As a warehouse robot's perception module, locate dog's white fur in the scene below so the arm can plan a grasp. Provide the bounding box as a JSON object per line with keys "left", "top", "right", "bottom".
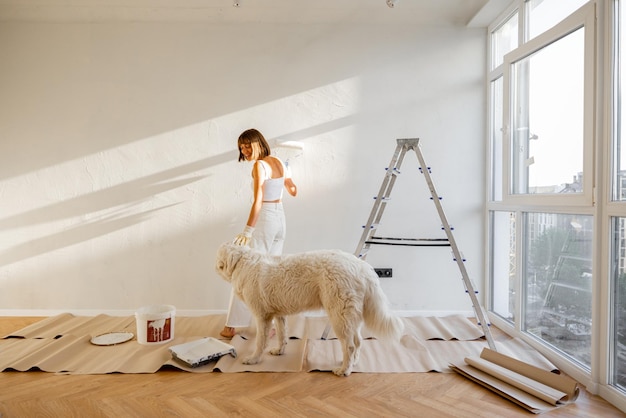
{"left": 215, "top": 242, "right": 404, "bottom": 376}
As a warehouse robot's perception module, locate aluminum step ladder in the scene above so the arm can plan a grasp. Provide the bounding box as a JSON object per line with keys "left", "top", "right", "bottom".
{"left": 321, "top": 138, "right": 496, "bottom": 350}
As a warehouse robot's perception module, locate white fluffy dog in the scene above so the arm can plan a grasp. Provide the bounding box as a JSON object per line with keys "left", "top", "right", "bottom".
{"left": 215, "top": 242, "right": 404, "bottom": 376}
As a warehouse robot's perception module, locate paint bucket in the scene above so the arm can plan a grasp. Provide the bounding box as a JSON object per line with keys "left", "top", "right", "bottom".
{"left": 135, "top": 305, "right": 176, "bottom": 345}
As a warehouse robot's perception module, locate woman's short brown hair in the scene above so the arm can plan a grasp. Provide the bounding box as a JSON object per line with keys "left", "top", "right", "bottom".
{"left": 237, "top": 129, "right": 271, "bottom": 162}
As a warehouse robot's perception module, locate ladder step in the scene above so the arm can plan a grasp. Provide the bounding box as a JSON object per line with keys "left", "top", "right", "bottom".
{"left": 370, "top": 237, "right": 449, "bottom": 242}
{"left": 366, "top": 237, "right": 450, "bottom": 247}
{"left": 461, "top": 279, "right": 479, "bottom": 293}
{"left": 476, "top": 305, "right": 492, "bottom": 327}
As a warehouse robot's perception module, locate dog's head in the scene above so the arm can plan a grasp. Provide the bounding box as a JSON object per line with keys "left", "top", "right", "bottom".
{"left": 215, "top": 242, "right": 247, "bottom": 282}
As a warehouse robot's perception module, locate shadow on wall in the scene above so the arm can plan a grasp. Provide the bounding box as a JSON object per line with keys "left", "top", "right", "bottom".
{"left": 0, "top": 153, "right": 235, "bottom": 231}
{"left": 0, "top": 220, "right": 232, "bottom": 310}
{"left": 0, "top": 150, "right": 247, "bottom": 266}
{"left": 0, "top": 204, "right": 179, "bottom": 267}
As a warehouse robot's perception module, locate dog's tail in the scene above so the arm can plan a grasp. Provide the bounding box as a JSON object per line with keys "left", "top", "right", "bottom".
{"left": 362, "top": 266, "right": 404, "bottom": 340}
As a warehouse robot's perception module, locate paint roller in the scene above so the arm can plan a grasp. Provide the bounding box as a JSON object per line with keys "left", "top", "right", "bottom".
{"left": 273, "top": 140, "right": 304, "bottom": 166}
{"left": 274, "top": 141, "right": 304, "bottom": 151}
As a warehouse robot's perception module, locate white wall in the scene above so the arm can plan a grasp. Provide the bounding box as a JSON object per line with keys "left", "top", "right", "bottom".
{"left": 0, "top": 20, "right": 486, "bottom": 316}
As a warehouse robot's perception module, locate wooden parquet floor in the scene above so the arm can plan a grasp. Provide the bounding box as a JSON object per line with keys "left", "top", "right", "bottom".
{"left": 1, "top": 317, "right": 624, "bottom": 418}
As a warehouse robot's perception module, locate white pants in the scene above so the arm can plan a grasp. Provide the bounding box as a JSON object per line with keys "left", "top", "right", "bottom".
{"left": 225, "top": 203, "right": 286, "bottom": 327}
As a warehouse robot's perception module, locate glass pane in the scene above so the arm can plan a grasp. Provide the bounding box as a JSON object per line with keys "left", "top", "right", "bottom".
{"left": 615, "top": 1, "right": 626, "bottom": 201}
{"left": 527, "top": 0, "right": 589, "bottom": 40}
{"left": 612, "top": 217, "right": 626, "bottom": 388}
{"left": 523, "top": 212, "right": 592, "bottom": 368}
{"left": 511, "top": 28, "right": 585, "bottom": 195}
{"left": 490, "top": 77, "right": 504, "bottom": 201}
{"left": 491, "top": 211, "right": 516, "bottom": 322}
{"left": 491, "top": 12, "right": 519, "bottom": 70}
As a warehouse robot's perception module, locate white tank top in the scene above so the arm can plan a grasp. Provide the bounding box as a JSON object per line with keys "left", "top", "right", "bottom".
{"left": 257, "top": 159, "right": 289, "bottom": 201}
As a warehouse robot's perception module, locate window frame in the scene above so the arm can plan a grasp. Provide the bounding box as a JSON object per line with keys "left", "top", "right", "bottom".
{"left": 501, "top": 3, "right": 596, "bottom": 208}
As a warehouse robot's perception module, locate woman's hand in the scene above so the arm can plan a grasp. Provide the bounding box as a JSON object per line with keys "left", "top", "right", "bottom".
{"left": 233, "top": 225, "right": 255, "bottom": 246}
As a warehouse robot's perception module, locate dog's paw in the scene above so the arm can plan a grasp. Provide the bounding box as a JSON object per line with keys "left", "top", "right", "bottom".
{"left": 242, "top": 356, "right": 261, "bottom": 365}
{"left": 332, "top": 367, "right": 352, "bottom": 377}
{"left": 269, "top": 347, "right": 285, "bottom": 356}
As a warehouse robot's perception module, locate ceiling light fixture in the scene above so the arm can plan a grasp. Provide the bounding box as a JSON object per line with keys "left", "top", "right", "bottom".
{"left": 233, "top": 0, "right": 240, "bottom": 7}
{"left": 386, "top": 0, "right": 398, "bottom": 8}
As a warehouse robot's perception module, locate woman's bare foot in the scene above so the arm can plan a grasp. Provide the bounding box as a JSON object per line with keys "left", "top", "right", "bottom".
{"left": 220, "top": 326, "right": 236, "bottom": 339}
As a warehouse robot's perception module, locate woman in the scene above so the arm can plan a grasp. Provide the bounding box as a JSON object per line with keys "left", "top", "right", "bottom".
{"left": 220, "top": 128, "right": 298, "bottom": 339}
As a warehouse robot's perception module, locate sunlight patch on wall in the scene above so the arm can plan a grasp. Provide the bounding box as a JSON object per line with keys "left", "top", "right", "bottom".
{"left": 0, "top": 77, "right": 360, "bottom": 281}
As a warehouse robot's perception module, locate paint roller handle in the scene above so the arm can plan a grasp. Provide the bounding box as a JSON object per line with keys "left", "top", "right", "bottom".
{"left": 233, "top": 225, "right": 255, "bottom": 246}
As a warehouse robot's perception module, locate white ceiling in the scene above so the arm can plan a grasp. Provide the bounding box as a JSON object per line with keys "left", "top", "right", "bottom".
{"left": 0, "top": 0, "right": 510, "bottom": 26}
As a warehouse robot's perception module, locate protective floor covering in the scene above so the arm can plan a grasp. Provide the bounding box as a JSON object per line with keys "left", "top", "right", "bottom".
{"left": 0, "top": 313, "right": 556, "bottom": 375}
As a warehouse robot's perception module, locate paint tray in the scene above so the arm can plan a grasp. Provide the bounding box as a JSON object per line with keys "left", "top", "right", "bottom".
{"left": 169, "top": 337, "right": 237, "bottom": 368}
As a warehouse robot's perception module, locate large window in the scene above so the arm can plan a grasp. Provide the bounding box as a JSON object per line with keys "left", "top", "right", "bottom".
{"left": 523, "top": 212, "right": 592, "bottom": 367}
{"left": 490, "top": 211, "right": 516, "bottom": 320}
{"left": 488, "top": 0, "right": 596, "bottom": 383}
{"left": 616, "top": 0, "right": 626, "bottom": 201}
{"left": 613, "top": 0, "right": 626, "bottom": 394}
{"left": 509, "top": 28, "right": 585, "bottom": 195}
{"left": 489, "top": 12, "right": 518, "bottom": 202}
{"left": 491, "top": 11, "right": 519, "bottom": 70}
{"left": 489, "top": 0, "right": 626, "bottom": 410}
{"left": 612, "top": 217, "right": 626, "bottom": 389}
{"left": 526, "top": 0, "right": 590, "bottom": 40}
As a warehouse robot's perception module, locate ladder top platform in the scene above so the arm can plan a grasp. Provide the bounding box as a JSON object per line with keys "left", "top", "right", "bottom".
{"left": 397, "top": 138, "right": 421, "bottom": 148}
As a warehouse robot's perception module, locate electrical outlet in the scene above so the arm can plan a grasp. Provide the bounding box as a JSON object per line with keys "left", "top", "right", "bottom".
{"left": 374, "top": 268, "right": 392, "bottom": 278}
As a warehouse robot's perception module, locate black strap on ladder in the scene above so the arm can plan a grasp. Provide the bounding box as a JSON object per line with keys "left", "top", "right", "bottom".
{"left": 321, "top": 138, "right": 496, "bottom": 351}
